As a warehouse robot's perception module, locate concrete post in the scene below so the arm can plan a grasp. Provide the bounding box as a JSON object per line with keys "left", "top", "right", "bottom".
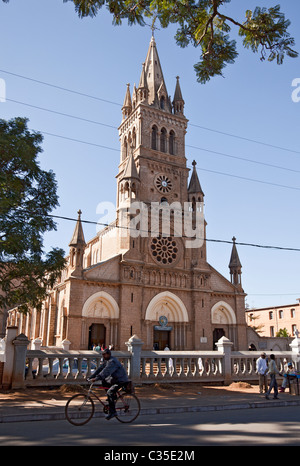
{"left": 2, "top": 326, "right": 18, "bottom": 389}
{"left": 289, "top": 336, "right": 300, "bottom": 371}
{"left": 125, "top": 334, "right": 144, "bottom": 382}
{"left": 12, "top": 333, "right": 30, "bottom": 389}
{"left": 216, "top": 336, "right": 233, "bottom": 385}
{"left": 62, "top": 339, "right": 71, "bottom": 351}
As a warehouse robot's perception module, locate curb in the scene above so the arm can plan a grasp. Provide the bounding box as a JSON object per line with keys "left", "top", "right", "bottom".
{"left": 1, "top": 398, "right": 300, "bottom": 423}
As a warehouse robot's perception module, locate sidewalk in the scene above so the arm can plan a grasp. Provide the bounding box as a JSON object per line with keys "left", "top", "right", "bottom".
{"left": 0, "top": 382, "right": 300, "bottom": 423}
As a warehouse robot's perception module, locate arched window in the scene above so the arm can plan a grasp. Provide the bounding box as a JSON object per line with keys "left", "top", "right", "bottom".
{"left": 151, "top": 125, "right": 158, "bottom": 150}
{"left": 160, "top": 96, "right": 165, "bottom": 110}
{"left": 169, "top": 130, "right": 175, "bottom": 155}
{"left": 132, "top": 128, "right": 136, "bottom": 148}
{"left": 123, "top": 136, "right": 128, "bottom": 160}
{"left": 160, "top": 128, "right": 167, "bottom": 153}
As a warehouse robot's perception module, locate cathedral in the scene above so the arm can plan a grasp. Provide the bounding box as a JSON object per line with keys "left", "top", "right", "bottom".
{"left": 8, "top": 37, "right": 248, "bottom": 351}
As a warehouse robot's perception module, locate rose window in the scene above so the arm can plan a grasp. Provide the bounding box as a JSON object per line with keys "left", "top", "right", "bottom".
{"left": 150, "top": 236, "right": 178, "bottom": 265}
{"left": 154, "top": 174, "right": 173, "bottom": 194}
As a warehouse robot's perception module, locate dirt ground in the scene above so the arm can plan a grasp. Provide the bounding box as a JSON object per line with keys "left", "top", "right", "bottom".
{"left": 0, "top": 381, "right": 259, "bottom": 403}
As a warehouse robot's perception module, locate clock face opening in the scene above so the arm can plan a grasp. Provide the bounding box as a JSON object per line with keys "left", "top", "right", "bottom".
{"left": 154, "top": 174, "right": 173, "bottom": 194}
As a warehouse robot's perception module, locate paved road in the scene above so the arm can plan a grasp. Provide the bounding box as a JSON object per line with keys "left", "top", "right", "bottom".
{"left": 0, "top": 406, "right": 299, "bottom": 448}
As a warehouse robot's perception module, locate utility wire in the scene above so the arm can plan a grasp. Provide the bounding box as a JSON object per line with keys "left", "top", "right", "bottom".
{"left": 25, "top": 210, "right": 300, "bottom": 253}
{"left": 2, "top": 68, "right": 300, "bottom": 156}
{"left": 6, "top": 98, "right": 118, "bottom": 130}
{"left": 32, "top": 129, "right": 300, "bottom": 192}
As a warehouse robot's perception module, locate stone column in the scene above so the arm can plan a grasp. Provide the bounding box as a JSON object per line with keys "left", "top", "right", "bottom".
{"left": 12, "top": 333, "right": 30, "bottom": 389}
{"left": 216, "top": 336, "right": 233, "bottom": 385}
{"left": 125, "top": 334, "right": 144, "bottom": 382}
{"left": 2, "top": 326, "right": 18, "bottom": 389}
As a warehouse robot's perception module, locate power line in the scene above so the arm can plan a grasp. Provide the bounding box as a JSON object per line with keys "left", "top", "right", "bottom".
{"left": 195, "top": 166, "right": 300, "bottom": 191}
{"left": 186, "top": 144, "right": 300, "bottom": 174}
{"left": 27, "top": 210, "right": 300, "bottom": 253}
{"left": 2, "top": 68, "right": 300, "bottom": 156}
{"left": 189, "top": 123, "right": 300, "bottom": 156}
{"left": 0, "top": 69, "right": 122, "bottom": 107}
{"left": 6, "top": 98, "right": 118, "bottom": 130}
{"left": 33, "top": 129, "right": 300, "bottom": 192}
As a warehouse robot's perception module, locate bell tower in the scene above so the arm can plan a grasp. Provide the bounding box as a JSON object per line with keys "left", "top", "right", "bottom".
{"left": 116, "top": 36, "right": 206, "bottom": 266}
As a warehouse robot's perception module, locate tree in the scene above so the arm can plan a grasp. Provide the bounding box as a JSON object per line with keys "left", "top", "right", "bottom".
{"left": 276, "top": 328, "right": 290, "bottom": 338}
{"left": 21, "top": 0, "right": 296, "bottom": 83}
{"left": 0, "top": 117, "right": 66, "bottom": 323}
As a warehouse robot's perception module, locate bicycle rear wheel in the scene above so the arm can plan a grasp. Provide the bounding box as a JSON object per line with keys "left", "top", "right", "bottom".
{"left": 115, "top": 393, "right": 140, "bottom": 423}
{"left": 65, "top": 393, "right": 95, "bottom": 426}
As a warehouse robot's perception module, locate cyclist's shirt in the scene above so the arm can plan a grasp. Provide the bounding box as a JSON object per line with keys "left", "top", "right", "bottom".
{"left": 91, "top": 356, "right": 128, "bottom": 384}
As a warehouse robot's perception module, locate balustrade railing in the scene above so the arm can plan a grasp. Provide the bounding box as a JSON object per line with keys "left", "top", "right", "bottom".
{"left": 25, "top": 351, "right": 131, "bottom": 386}
{"left": 140, "top": 351, "right": 224, "bottom": 382}
{"left": 2, "top": 330, "right": 299, "bottom": 389}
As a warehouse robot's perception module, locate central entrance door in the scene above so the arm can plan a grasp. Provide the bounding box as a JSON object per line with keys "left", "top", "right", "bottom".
{"left": 89, "top": 324, "right": 106, "bottom": 349}
{"left": 213, "top": 328, "right": 225, "bottom": 349}
{"left": 153, "top": 329, "right": 170, "bottom": 350}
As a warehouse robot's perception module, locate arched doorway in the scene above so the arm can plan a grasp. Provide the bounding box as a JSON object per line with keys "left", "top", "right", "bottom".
{"left": 82, "top": 291, "right": 119, "bottom": 349}
{"left": 89, "top": 323, "right": 106, "bottom": 349}
{"left": 145, "top": 291, "right": 189, "bottom": 350}
{"left": 211, "top": 301, "right": 237, "bottom": 349}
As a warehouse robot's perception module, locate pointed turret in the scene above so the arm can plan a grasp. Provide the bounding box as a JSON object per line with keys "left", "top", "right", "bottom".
{"left": 122, "top": 83, "right": 132, "bottom": 120}
{"left": 69, "top": 210, "right": 86, "bottom": 276}
{"left": 188, "top": 160, "right": 204, "bottom": 201}
{"left": 137, "top": 63, "right": 148, "bottom": 103}
{"left": 173, "top": 76, "right": 185, "bottom": 115}
{"left": 229, "top": 237, "right": 242, "bottom": 287}
{"left": 119, "top": 149, "right": 140, "bottom": 204}
{"left": 122, "top": 151, "right": 140, "bottom": 181}
{"left": 69, "top": 209, "right": 86, "bottom": 247}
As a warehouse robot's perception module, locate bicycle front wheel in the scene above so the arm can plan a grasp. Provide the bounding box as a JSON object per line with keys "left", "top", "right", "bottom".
{"left": 115, "top": 393, "right": 141, "bottom": 423}
{"left": 65, "top": 393, "right": 95, "bottom": 426}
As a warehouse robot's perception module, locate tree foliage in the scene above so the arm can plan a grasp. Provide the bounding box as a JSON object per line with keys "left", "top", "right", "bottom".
{"left": 0, "top": 117, "right": 66, "bottom": 315}
{"left": 2, "top": 1, "right": 297, "bottom": 82}
{"left": 276, "top": 328, "right": 290, "bottom": 338}
{"left": 57, "top": 0, "right": 298, "bottom": 83}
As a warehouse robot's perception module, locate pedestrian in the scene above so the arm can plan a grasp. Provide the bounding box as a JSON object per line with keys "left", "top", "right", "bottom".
{"left": 256, "top": 352, "right": 268, "bottom": 394}
{"left": 280, "top": 362, "right": 294, "bottom": 392}
{"left": 266, "top": 354, "right": 281, "bottom": 400}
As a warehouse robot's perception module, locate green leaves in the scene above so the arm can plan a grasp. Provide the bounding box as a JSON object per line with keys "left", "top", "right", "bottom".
{"left": 0, "top": 118, "right": 66, "bottom": 314}
{"left": 2, "top": 1, "right": 298, "bottom": 82}
{"left": 59, "top": 0, "right": 298, "bottom": 83}
{"left": 238, "top": 5, "right": 298, "bottom": 65}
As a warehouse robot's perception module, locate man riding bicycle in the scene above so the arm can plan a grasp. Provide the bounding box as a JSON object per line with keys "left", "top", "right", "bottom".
{"left": 89, "top": 348, "right": 128, "bottom": 420}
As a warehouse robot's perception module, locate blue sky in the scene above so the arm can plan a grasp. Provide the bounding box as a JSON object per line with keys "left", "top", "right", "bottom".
{"left": 1, "top": 0, "right": 300, "bottom": 310}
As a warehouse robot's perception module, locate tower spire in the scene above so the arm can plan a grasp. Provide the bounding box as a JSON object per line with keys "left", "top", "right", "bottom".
{"left": 122, "top": 83, "right": 132, "bottom": 120}
{"left": 188, "top": 160, "right": 204, "bottom": 199}
{"left": 229, "top": 236, "right": 242, "bottom": 287}
{"left": 69, "top": 210, "right": 86, "bottom": 277}
{"left": 173, "top": 76, "right": 185, "bottom": 115}
{"left": 69, "top": 209, "right": 85, "bottom": 247}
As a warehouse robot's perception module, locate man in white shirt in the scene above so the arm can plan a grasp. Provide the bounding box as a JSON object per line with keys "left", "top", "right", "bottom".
{"left": 256, "top": 352, "right": 268, "bottom": 394}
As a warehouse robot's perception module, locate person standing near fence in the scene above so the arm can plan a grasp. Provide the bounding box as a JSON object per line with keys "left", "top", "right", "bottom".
{"left": 265, "top": 354, "right": 281, "bottom": 400}
{"left": 256, "top": 352, "right": 268, "bottom": 394}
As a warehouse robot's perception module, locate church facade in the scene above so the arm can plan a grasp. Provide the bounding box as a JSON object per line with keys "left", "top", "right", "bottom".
{"left": 8, "top": 37, "right": 248, "bottom": 351}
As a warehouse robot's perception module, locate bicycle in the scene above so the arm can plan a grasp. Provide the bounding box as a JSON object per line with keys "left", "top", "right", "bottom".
{"left": 65, "top": 381, "right": 141, "bottom": 426}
